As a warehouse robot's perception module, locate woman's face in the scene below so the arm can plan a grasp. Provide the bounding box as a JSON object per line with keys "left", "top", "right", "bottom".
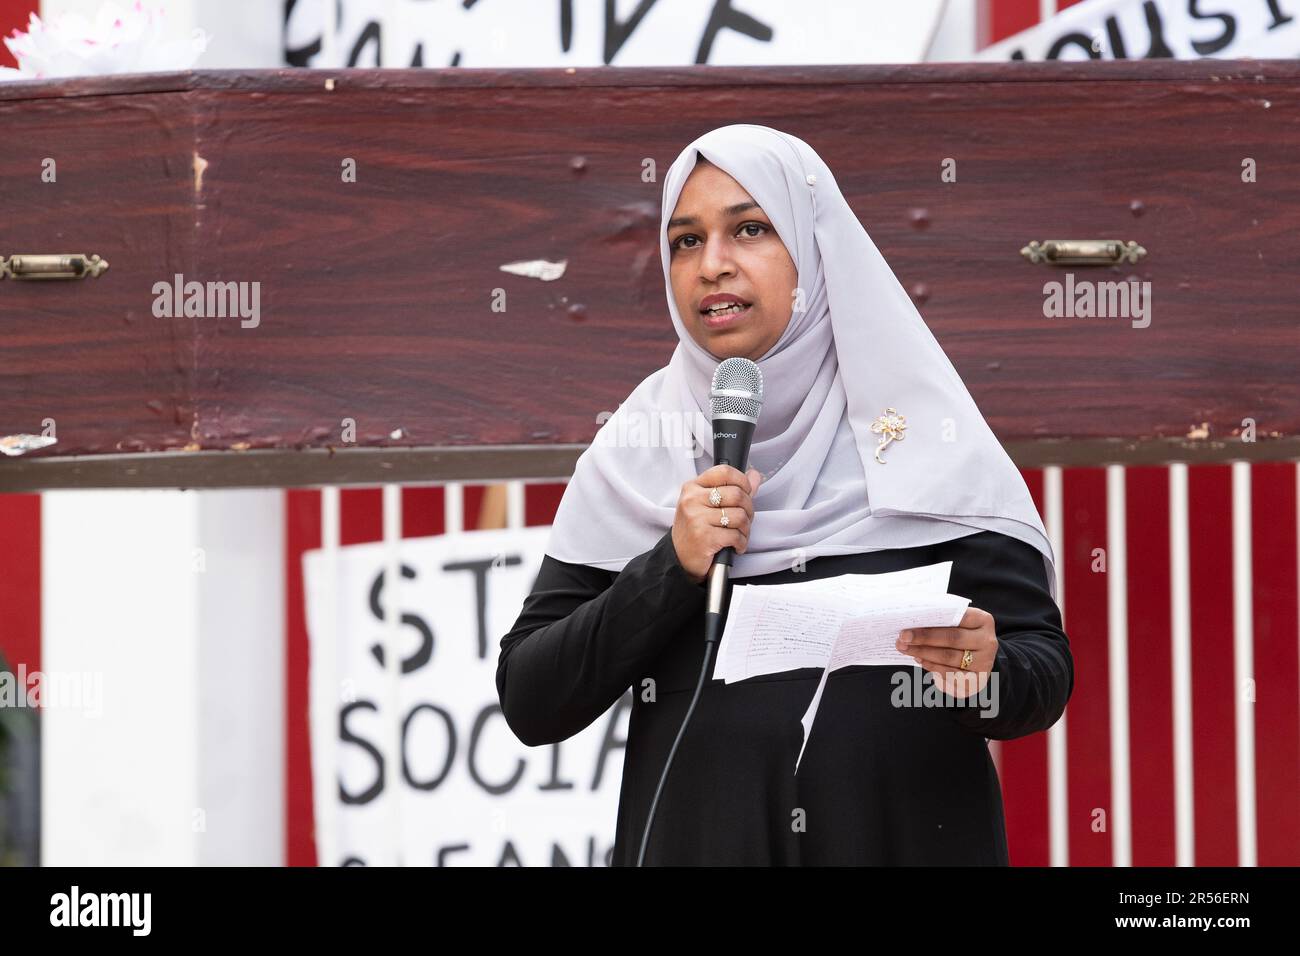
{"left": 667, "top": 159, "right": 797, "bottom": 362}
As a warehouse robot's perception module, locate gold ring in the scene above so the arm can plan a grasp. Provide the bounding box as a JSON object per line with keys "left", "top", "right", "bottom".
{"left": 719, "top": 509, "right": 729, "bottom": 528}
{"left": 709, "top": 487, "right": 722, "bottom": 507}
{"left": 959, "top": 649, "right": 974, "bottom": 670}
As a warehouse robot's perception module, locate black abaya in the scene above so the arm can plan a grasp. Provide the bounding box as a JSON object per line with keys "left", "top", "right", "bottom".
{"left": 496, "top": 528, "right": 1073, "bottom": 866}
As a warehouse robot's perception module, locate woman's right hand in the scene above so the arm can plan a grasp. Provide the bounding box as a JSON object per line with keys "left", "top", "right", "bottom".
{"left": 671, "top": 464, "right": 763, "bottom": 584}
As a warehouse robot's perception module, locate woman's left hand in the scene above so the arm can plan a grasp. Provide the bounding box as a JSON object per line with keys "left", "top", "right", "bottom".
{"left": 896, "top": 607, "right": 998, "bottom": 699}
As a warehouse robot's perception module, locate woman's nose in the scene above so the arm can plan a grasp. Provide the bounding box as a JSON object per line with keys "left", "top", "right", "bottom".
{"left": 699, "top": 238, "right": 735, "bottom": 281}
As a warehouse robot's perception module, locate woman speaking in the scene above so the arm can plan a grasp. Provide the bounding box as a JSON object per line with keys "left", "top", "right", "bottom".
{"left": 496, "top": 124, "right": 1073, "bottom": 866}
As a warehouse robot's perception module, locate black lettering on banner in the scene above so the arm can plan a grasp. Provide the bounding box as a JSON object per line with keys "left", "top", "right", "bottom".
{"left": 404, "top": 703, "right": 457, "bottom": 791}
{"left": 602, "top": 0, "right": 657, "bottom": 63}
{"left": 339, "top": 700, "right": 383, "bottom": 804}
{"left": 497, "top": 841, "right": 525, "bottom": 867}
{"left": 348, "top": 20, "right": 381, "bottom": 67}
{"left": 443, "top": 554, "right": 522, "bottom": 659}
{"left": 436, "top": 844, "right": 471, "bottom": 866}
{"left": 697, "top": 0, "right": 774, "bottom": 64}
{"left": 1046, "top": 32, "right": 1102, "bottom": 58}
{"left": 1266, "top": 0, "right": 1295, "bottom": 30}
{"left": 339, "top": 699, "right": 460, "bottom": 799}
{"left": 1187, "top": 0, "right": 1236, "bottom": 54}
{"left": 1007, "top": 0, "right": 1180, "bottom": 60}
{"left": 1111, "top": 1, "right": 1175, "bottom": 58}
{"left": 285, "top": 0, "right": 777, "bottom": 70}
{"left": 344, "top": 699, "right": 604, "bottom": 799}
{"left": 538, "top": 738, "right": 576, "bottom": 794}
{"left": 282, "top": 0, "right": 321, "bottom": 66}
{"left": 432, "top": 837, "right": 614, "bottom": 867}
{"left": 367, "top": 563, "right": 434, "bottom": 672}
{"left": 467, "top": 705, "right": 525, "bottom": 795}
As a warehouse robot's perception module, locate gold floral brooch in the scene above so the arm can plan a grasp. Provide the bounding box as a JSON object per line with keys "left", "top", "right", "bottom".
{"left": 870, "top": 407, "right": 907, "bottom": 464}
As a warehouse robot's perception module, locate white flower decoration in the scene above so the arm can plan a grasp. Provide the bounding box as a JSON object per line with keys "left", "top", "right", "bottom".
{"left": 0, "top": 2, "right": 209, "bottom": 81}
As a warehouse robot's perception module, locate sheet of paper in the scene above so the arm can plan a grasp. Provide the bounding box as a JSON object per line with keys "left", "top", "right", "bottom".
{"left": 714, "top": 587, "right": 862, "bottom": 684}
{"left": 794, "top": 593, "right": 971, "bottom": 773}
{"left": 713, "top": 561, "right": 954, "bottom": 684}
{"left": 777, "top": 560, "right": 953, "bottom": 601}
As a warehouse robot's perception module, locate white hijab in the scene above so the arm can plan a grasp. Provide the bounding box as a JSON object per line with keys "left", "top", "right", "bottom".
{"left": 545, "top": 124, "right": 1058, "bottom": 603}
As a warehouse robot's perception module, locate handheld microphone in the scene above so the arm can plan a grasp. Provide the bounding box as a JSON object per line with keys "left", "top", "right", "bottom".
{"left": 704, "top": 357, "right": 764, "bottom": 644}
{"left": 636, "top": 355, "right": 764, "bottom": 866}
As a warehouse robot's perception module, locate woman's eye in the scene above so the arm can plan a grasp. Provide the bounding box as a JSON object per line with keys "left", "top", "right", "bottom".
{"left": 670, "top": 224, "right": 765, "bottom": 251}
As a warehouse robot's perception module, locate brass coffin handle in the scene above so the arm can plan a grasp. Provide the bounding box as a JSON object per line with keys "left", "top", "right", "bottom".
{"left": 1020, "top": 240, "right": 1145, "bottom": 265}
{"left": 1, "top": 253, "right": 110, "bottom": 280}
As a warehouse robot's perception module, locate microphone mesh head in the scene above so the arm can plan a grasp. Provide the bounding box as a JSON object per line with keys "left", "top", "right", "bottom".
{"left": 710, "top": 357, "right": 764, "bottom": 423}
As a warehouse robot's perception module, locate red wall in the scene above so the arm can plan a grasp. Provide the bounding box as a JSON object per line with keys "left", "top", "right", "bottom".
{"left": 0, "top": 0, "right": 36, "bottom": 69}
{"left": 0, "top": 494, "right": 40, "bottom": 674}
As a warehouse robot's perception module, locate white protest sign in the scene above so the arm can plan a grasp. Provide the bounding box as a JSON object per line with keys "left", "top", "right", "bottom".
{"left": 287, "top": 0, "right": 946, "bottom": 68}
{"left": 978, "top": 0, "right": 1300, "bottom": 60}
{"left": 304, "top": 526, "right": 626, "bottom": 866}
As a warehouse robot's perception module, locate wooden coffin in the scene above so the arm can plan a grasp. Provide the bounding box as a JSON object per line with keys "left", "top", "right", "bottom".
{"left": 0, "top": 60, "right": 1296, "bottom": 490}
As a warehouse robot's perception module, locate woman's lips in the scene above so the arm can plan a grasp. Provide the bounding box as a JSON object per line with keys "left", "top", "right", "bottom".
{"left": 701, "top": 303, "right": 752, "bottom": 329}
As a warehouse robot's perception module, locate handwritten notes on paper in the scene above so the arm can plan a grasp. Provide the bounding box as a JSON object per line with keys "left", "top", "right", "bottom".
{"left": 713, "top": 561, "right": 971, "bottom": 773}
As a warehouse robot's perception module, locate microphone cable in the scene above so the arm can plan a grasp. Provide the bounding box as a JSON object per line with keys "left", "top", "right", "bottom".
{"left": 636, "top": 614, "right": 724, "bottom": 867}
